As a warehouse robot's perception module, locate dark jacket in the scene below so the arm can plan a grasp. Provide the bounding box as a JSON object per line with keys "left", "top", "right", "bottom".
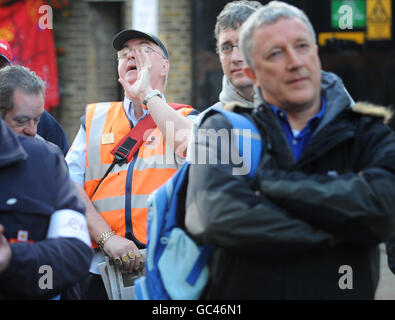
{"left": 386, "top": 237, "right": 395, "bottom": 275}
{"left": 0, "top": 119, "right": 92, "bottom": 299}
{"left": 185, "top": 71, "right": 395, "bottom": 299}
{"left": 37, "top": 110, "right": 69, "bottom": 156}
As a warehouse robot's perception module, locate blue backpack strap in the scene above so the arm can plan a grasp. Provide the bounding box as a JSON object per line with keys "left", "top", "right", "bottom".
{"left": 164, "top": 163, "right": 190, "bottom": 230}
{"left": 210, "top": 107, "right": 262, "bottom": 178}
{"left": 186, "top": 245, "right": 213, "bottom": 286}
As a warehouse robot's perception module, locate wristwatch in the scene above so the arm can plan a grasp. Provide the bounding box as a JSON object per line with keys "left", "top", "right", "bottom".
{"left": 142, "top": 89, "right": 162, "bottom": 106}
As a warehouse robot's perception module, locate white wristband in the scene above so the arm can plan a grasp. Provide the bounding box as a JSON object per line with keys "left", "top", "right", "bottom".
{"left": 46, "top": 209, "right": 91, "bottom": 247}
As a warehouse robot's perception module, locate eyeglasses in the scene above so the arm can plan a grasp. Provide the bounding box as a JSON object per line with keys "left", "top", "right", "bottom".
{"left": 219, "top": 43, "right": 239, "bottom": 56}
{"left": 117, "top": 45, "right": 164, "bottom": 60}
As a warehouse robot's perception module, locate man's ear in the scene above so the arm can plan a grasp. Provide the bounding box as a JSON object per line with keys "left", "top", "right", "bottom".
{"left": 161, "top": 59, "right": 170, "bottom": 76}
{"left": 244, "top": 66, "right": 257, "bottom": 85}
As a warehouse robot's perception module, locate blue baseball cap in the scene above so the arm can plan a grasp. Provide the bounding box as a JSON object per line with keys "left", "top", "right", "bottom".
{"left": 112, "top": 29, "right": 169, "bottom": 59}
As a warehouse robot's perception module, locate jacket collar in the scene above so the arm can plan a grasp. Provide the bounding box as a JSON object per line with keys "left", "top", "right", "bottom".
{"left": 0, "top": 119, "right": 28, "bottom": 168}
{"left": 219, "top": 75, "right": 255, "bottom": 109}
{"left": 315, "top": 71, "right": 354, "bottom": 133}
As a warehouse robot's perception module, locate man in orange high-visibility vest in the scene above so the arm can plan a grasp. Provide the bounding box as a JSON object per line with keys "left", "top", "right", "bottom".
{"left": 66, "top": 30, "right": 198, "bottom": 299}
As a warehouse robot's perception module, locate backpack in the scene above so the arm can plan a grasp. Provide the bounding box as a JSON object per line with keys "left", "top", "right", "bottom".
{"left": 134, "top": 107, "right": 262, "bottom": 300}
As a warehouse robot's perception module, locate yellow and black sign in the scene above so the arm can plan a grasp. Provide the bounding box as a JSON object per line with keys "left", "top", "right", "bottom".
{"left": 366, "top": 0, "right": 392, "bottom": 40}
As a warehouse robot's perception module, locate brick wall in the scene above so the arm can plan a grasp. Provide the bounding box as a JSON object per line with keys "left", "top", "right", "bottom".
{"left": 157, "top": 0, "right": 193, "bottom": 105}
{"left": 53, "top": 0, "right": 193, "bottom": 144}
{"left": 53, "top": 1, "right": 122, "bottom": 144}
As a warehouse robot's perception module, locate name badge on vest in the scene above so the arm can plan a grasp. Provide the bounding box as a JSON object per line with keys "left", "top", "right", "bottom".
{"left": 101, "top": 133, "right": 115, "bottom": 145}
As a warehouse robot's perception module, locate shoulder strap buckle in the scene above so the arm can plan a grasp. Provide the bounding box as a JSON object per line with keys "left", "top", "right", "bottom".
{"left": 114, "top": 142, "right": 134, "bottom": 165}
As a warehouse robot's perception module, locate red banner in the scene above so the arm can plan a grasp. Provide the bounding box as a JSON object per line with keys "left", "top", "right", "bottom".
{"left": 0, "top": 0, "right": 59, "bottom": 110}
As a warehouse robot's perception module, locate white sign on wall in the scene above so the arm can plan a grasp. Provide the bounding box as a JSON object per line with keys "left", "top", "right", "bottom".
{"left": 132, "top": 0, "right": 158, "bottom": 35}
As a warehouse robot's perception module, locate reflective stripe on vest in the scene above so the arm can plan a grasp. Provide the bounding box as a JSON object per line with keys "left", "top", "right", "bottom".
{"left": 84, "top": 101, "right": 194, "bottom": 245}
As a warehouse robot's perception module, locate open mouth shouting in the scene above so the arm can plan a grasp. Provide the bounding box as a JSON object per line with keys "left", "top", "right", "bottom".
{"left": 127, "top": 64, "right": 137, "bottom": 72}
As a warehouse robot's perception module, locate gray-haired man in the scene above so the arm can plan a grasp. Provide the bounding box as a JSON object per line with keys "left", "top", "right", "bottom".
{"left": 0, "top": 65, "right": 45, "bottom": 138}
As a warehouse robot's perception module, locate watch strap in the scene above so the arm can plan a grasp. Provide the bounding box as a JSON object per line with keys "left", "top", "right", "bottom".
{"left": 142, "top": 89, "right": 162, "bottom": 106}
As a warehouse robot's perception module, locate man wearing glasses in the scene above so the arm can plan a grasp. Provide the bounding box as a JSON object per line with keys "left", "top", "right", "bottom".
{"left": 211, "top": 1, "right": 263, "bottom": 110}
{"left": 66, "top": 30, "right": 197, "bottom": 299}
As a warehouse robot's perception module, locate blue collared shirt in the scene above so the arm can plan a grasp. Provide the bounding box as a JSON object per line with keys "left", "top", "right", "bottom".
{"left": 270, "top": 97, "right": 326, "bottom": 162}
